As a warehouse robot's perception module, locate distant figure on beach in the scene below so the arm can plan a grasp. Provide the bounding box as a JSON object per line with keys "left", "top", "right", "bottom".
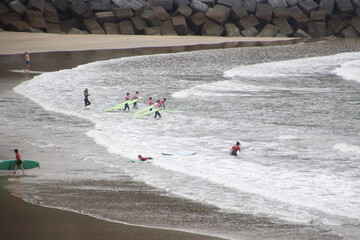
{"left": 230, "top": 142, "right": 241, "bottom": 156}
{"left": 159, "top": 98, "right": 166, "bottom": 109}
{"left": 24, "top": 52, "right": 30, "bottom": 72}
{"left": 84, "top": 88, "right": 91, "bottom": 107}
{"left": 124, "top": 92, "right": 130, "bottom": 111}
{"left": 138, "top": 155, "right": 153, "bottom": 161}
{"left": 154, "top": 100, "right": 161, "bottom": 119}
{"left": 132, "top": 91, "right": 139, "bottom": 109}
{"left": 13, "top": 149, "right": 25, "bottom": 175}
{"left": 148, "top": 97, "right": 153, "bottom": 111}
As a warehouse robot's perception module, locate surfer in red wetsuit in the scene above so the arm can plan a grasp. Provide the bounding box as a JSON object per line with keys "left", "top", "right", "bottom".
{"left": 230, "top": 142, "right": 241, "bottom": 156}
{"left": 159, "top": 98, "right": 166, "bottom": 109}
{"left": 124, "top": 93, "right": 130, "bottom": 111}
{"left": 132, "top": 91, "right": 139, "bottom": 109}
{"left": 14, "top": 149, "right": 25, "bottom": 175}
{"left": 138, "top": 155, "right": 153, "bottom": 161}
{"left": 154, "top": 100, "right": 161, "bottom": 118}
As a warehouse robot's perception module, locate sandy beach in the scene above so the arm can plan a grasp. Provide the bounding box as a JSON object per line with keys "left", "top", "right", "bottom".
{"left": 0, "top": 32, "right": 345, "bottom": 240}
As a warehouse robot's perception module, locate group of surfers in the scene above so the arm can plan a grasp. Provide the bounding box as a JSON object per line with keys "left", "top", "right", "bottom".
{"left": 122, "top": 91, "right": 166, "bottom": 118}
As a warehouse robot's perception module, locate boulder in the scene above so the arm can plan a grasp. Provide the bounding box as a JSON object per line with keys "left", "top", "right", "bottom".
{"left": 205, "top": 5, "right": 231, "bottom": 25}
{"left": 140, "top": 9, "right": 161, "bottom": 26}
{"left": 268, "top": 0, "right": 288, "bottom": 8}
{"left": 44, "top": 10, "right": 59, "bottom": 24}
{"left": 90, "top": 1, "right": 114, "bottom": 11}
{"left": 44, "top": 1, "right": 57, "bottom": 14}
{"left": 52, "top": 0, "right": 69, "bottom": 12}
{"left": 286, "top": 0, "right": 301, "bottom": 6}
{"left": 298, "top": 0, "right": 319, "bottom": 15}
{"left": 257, "top": 24, "right": 279, "bottom": 37}
{"left": 310, "top": 11, "right": 326, "bottom": 22}
{"left": 153, "top": 6, "right": 171, "bottom": 20}
{"left": 319, "top": 0, "right": 334, "bottom": 17}
{"left": 129, "top": 0, "right": 149, "bottom": 16}
{"left": 335, "top": 0, "right": 353, "bottom": 16}
{"left": 353, "top": 0, "right": 360, "bottom": 8}
{"left": 272, "top": 17, "right": 294, "bottom": 35}
{"left": 25, "top": 10, "right": 47, "bottom": 31}
{"left": 174, "top": 0, "right": 190, "bottom": 8}
{"left": 28, "top": 0, "right": 45, "bottom": 11}
{"left": 224, "top": 23, "right": 241, "bottom": 36}
{"left": 256, "top": 3, "right": 273, "bottom": 22}
{"left": 293, "top": 28, "right": 312, "bottom": 37}
{"left": 114, "top": 7, "right": 134, "bottom": 20}
{"left": 160, "top": 19, "right": 177, "bottom": 35}
{"left": 273, "top": 7, "right": 290, "bottom": 19}
{"left": 350, "top": 16, "right": 360, "bottom": 33}
{"left": 288, "top": 5, "right": 310, "bottom": 30}
{"left": 130, "top": 16, "right": 147, "bottom": 33}
{"left": 0, "top": 12, "right": 21, "bottom": 27}
{"left": 230, "top": 4, "right": 248, "bottom": 20}
{"left": 103, "top": 22, "right": 119, "bottom": 34}
{"left": 356, "top": 8, "right": 360, "bottom": 17}
{"left": 172, "top": 15, "right": 188, "bottom": 35}
{"left": 119, "top": 20, "right": 135, "bottom": 34}
{"left": 83, "top": 18, "right": 105, "bottom": 34}
{"left": 339, "top": 26, "right": 359, "bottom": 37}
{"left": 238, "top": 15, "right": 260, "bottom": 30}
{"left": 200, "top": 0, "right": 215, "bottom": 7}
{"left": 174, "top": 5, "right": 192, "bottom": 18}
{"left": 307, "top": 21, "right": 326, "bottom": 37}
{"left": 46, "top": 23, "right": 61, "bottom": 33}
{"left": 148, "top": 0, "right": 174, "bottom": 12}
{"left": 327, "top": 15, "right": 346, "bottom": 34}
{"left": 69, "top": 27, "right": 88, "bottom": 34}
{"left": 144, "top": 26, "right": 161, "bottom": 35}
{"left": 190, "top": 0, "right": 209, "bottom": 13}
{"left": 201, "top": 20, "right": 224, "bottom": 36}
{"left": 112, "top": 0, "right": 130, "bottom": 8}
{"left": 243, "top": 0, "right": 256, "bottom": 13}
{"left": 241, "top": 26, "right": 258, "bottom": 36}
{"left": 9, "top": 0, "right": 27, "bottom": 15}
{"left": 217, "top": 0, "right": 238, "bottom": 8}
{"left": 70, "top": 0, "right": 91, "bottom": 17}
{"left": 0, "top": 2, "right": 10, "bottom": 14}
{"left": 8, "top": 20, "right": 32, "bottom": 32}
{"left": 188, "top": 12, "right": 206, "bottom": 33}
{"left": 95, "top": 11, "right": 118, "bottom": 24}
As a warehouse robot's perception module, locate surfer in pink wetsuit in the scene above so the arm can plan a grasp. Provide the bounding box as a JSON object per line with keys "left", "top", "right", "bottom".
{"left": 138, "top": 155, "right": 153, "bottom": 161}
{"left": 148, "top": 97, "right": 154, "bottom": 111}
{"left": 159, "top": 98, "right": 166, "bottom": 109}
{"left": 13, "top": 149, "right": 25, "bottom": 175}
{"left": 154, "top": 100, "right": 161, "bottom": 118}
{"left": 124, "top": 93, "right": 130, "bottom": 111}
{"left": 132, "top": 91, "right": 139, "bottom": 109}
{"left": 230, "top": 142, "right": 241, "bottom": 156}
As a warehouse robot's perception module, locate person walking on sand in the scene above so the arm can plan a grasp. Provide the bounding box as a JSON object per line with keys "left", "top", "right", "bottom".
{"left": 230, "top": 142, "right": 241, "bottom": 156}
{"left": 124, "top": 93, "right": 130, "bottom": 111}
{"left": 154, "top": 100, "right": 162, "bottom": 119}
{"left": 132, "top": 91, "right": 139, "bottom": 109}
{"left": 24, "top": 52, "right": 30, "bottom": 72}
{"left": 138, "top": 155, "right": 153, "bottom": 161}
{"left": 84, "top": 88, "right": 91, "bottom": 107}
{"left": 13, "top": 149, "right": 25, "bottom": 175}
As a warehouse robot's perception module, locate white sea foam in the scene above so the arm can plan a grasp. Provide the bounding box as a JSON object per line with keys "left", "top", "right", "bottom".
{"left": 332, "top": 59, "right": 360, "bottom": 83}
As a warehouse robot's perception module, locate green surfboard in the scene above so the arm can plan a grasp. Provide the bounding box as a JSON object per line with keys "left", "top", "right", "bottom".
{"left": 0, "top": 160, "right": 40, "bottom": 170}
{"left": 133, "top": 104, "right": 155, "bottom": 116}
{"left": 132, "top": 108, "right": 159, "bottom": 119}
{"left": 106, "top": 97, "right": 142, "bottom": 112}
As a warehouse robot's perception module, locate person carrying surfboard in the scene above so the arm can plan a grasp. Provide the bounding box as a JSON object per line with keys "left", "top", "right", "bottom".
{"left": 132, "top": 91, "right": 139, "bottom": 109}
{"left": 148, "top": 97, "right": 154, "bottom": 111}
{"left": 159, "top": 98, "right": 166, "bottom": 109}
{"left": 138, "top": 155, "right": 153, "bottom": 161}
{"left": 124, "top": 93, "right": 130, "bottom": 111}
{"left": 84, "top": 88, "right": 91, "bottom": 107}
{"left": 230, "top": 142, "right": 241, "bottom": 156}
{"left": 154, "top": 100, "right": 162, "bottom": 118}
{"left": 13, "top": 149, "right": 25, "bottom": 175}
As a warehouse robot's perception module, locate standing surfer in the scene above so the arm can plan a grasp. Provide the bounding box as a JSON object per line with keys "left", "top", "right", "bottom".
{"left": 230, "top": 142, "right": 241, "bottom": 156}
{"left": 159, "top": 98, "right": 166, "bottom": 109}
{"left": 84, "top": 88, "right": 91, "bottom": 107}
{"left": 154, "top": 100, "right": 162, "bottom": 118}
{"left": 124, "top": 93, "right": 130, "bottom": 111}
{"left": 24, "top": 52, "right": 30, "bottom": 72}
{"left": 132, "top": 91, "right": 139, "bottom": 109}
{"left": 148, "top": 97, "right": 154, "bottom": 111}
{"left": 13, "top": 149, "right": 25, "bottom": 175}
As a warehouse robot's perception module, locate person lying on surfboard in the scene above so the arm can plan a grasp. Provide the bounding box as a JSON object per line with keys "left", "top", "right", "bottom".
{"left": 132, "top": 91, "right": 139, "bottom": 109}
{"left": 14, "top": 149, "right": 25, "bottom": 175}
{"left": 138, "top": 155, "right": 153, "bottom": 161}
{"left": 124, "top": 93, "right": 130, "bottom": 111}
{"left": 230, "top": 142, "right": 241, "bottom": 156}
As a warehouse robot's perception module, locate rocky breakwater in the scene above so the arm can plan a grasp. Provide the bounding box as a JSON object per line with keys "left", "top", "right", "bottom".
{"left": 1, "top": 0, "right": 360, "bottom": 38}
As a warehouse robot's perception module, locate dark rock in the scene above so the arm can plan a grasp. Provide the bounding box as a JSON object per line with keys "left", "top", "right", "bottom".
{"left": 28, "top": 0, "right": 45, "bottom": 11}
{"left": 52, "top": 0, "right": 69, "bottom": 12}
{"left": 25, "top": 10, "right": 47, "bottom": 30}
{"left": 160, "top": 19, "right": 177, "bottom": 35}
{"left": 288, "top": 5, "right": 310, "bottom": 30}
{"left": 293, "top": 28, "right": 312, "bottom": 37}
{"left": 44, "top": 1, "right": 57, "bottom": 13}
{"left": 353, "top": 0, "right": 360, "bottom": 8}
{"left": 70, "top": 0, "right": 91, "bottom": 16}
{"left": 257, "top": 23, "right": 279, "bottom": 37}
{"left": 59, "top": 17, "right": 83, "bottom": 32}
{"left": 174, "top": 0, "right": 190, "bottom": 8}
{"left": 231, "top": 3, "right": 248, "bottom": 20}
{"left": 112, "top": 0, "right": 130, "bottom": 8}
{"left": 224, "top": 22, "right": 241, "bottom": 36}
{"left": 69, "top": 27, "right": 88, "bottom": 34}
{"left": 95, "top": 11, "right": 118, "bottom": 24}
{"left": 140, "top": 9, "right": 161, "bottom": 26}
{"left": 201, "top": 20, "right": 224, "bottom": 36}
{"left": 298, "top": 0, "right": 319, "bottom": 15}
{"left": 90, "top": 1, "right": 114, "bottom": 11}
{"left": 44, "top": 10, "right": 59, "bottom": 23}
{"left": 272, "top": 17, "right": 294, "bottom": 35}
{"left": 83, "top": 17, "right": 105, "bottom": 34}
{"left": 129, "top": 0, "right": 149, "bottom": 16}
{"left": 256, "top": 3, "right": 273, "bottom": 22}
{"left": 153, "top": 6, "right": 171, "bottom": 20}
{"left": 310, "top": 11, "right": 325, "bottom": 22}
{"left": 103, "top": 22, "right": 119, "bottom": 34}
{"left": 190, "top": 0, "right": 209, "bottom": 13}
{"left": 174, "top": 5, "right": 192, "bottom": 18}
{"left": 205, "top": 4, "right": 231, "bottom": 25}
{"left": 350, "top": 16, "right": 360, "bottom": 33}
{"left": 238, "top": 15, "right": 260, "bottom": 30}
{"left": 114, "top": 7, "right": 134, "bottom": 20}
{"left": 200, "top": 0, "right": 215, "bottom": 7}
{"left": 308, "top": 21, "right": 326, "bottom": 37}
{"left": 241, "top": 26, "right": 258, "bottom": 36}
{"left": 356, "top": 8, "right": 360, "bottom": 17}
{"left": 144, "top": 26, "right": 161, "bottom": 34}
{"left": 8, "top": 21, "right": 33, "bottom": 32}
{"left": 148, "top": 0, "right": 174, "bottom": 12}
{"left": 327, "top": 15, "right": 346, "bottom": 34}
{"left": 188, "top": 12, "right": 206, "bottom": 33}
{"left": 286, "top": 0, "right": 300, "bottom": 6}
{"left": 319, "top": 0, "right": 334, "bottom": 17}
{"left": 243, "top": 0, "right": 256, "bottom": 13}
{"left": 268, "top": 0, "right": 288, "bottom": 8}
{"left": 130, "top": 16, "right": 147, "bottom": 33}
{"left": 335, "top": 0, "right": 353, "bottom": 16}
{"left": 9, "top": 0, "right": 27, "bottom": 15}
{"left": 0, "top": 2, "right": 10, "bottom": 15}
{"left": 217, "top": 0, "right": 238, "bottom": 8}
{"left": 172, "top": 15, "right": 188, "bottom": 35}
{"left": 46, "top": 22, "right": 61, "bottom": 33}
{"left": 339, "top": 26, "right": 359, "bottom": 37}
{"left": 0, "top": 12, "right": 21, "bottom": 27}
{"left": 119, "top": 20, "right": 135, "bottom": 34}
{"left": 273, "top": 7, "right": 290, "bottom": 19}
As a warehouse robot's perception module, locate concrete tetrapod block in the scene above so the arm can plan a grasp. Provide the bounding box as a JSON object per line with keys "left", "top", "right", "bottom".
{"left": 0, "top": 11, "right": 21, "bottom": 27}
{"left": 28, "top": 0, "right": 45, "bottom": 11}
{"left": 25, "top": 10, "right": 47, "bottom": 31}
{"left": 140, "top": 9, "right": 161, "bottom": 26}
{"left": 114, "top": 7, "right": 134, "bottom": 20}
{"left": 238, "top": 15, "right": 260, "bottom": 30}
{"left": 319, "top": 0, "right": 335, "bottom": 17}
{"left": 272, "top": 17, "right": 294, "bottom": 35}
{"left": 160, "top": 20, "right": 177, "bottom": 35}
{"left": 8, "top": 20, "right": 32, "bottom": 32}
{"left": 231, "top": 4, "right": 248, "bottom": 20}
{"left": 308, "top": 21, "right": 326, "bottom": 37}
{"left": 241, "top": 26, "right": 258, "bottom": 36}
{"left": 205, "top": 4, "right": 231, "bottom": 25}
{"left": 172, "top": 15, "right": 188, "bottom": 35}
{"left": 174, "top": 5, "right": 192, "bottom": 18}
{"left": 104, "top": 22, "right": 120, "bottom": 34}
{"left": 201, "top": 20, "right": 224, "bottom": 36}
{"left": 83, "top": 18, "right": 105, "bottom": 34}
{"left": 256, "top": 3, "right": 273, "bottom": 22}
{"left": 144, "top": 26, "right": 161, "bottom": 35}
{"left": 298, "top": 0, "right": 319, "bottom": 15}
{"left": 273, "top": 7, "right": 290, "bottom": 19}
{"left": 243, "top": 0, "right": 256, "bottom": 13}
{"left": 70, "top": 0, "right": 91, "bottom": 17}
{"left": 188, "top": 12, "right": 206, "bottom": 33}
{"left": 119, "top": 20, "right": 135, "bottom": 34}
{"left": 224, "top": 23, "right": 241, "bottom": 36}
{"left": 130, "top": 16, "right": 147, "bottom": 33}
{"left": 52, "top": 0, "right": 69, "bottom": 12}
{"left": 339, "top": 26, "right": 359, "bottom": 37}
{"left": 257, "top": 23, "right": 279, "bottom": 37}
{"left": 153, "top": 6, "right": 171, "bottom": 21}
{"left": 327, "top": 15, "right": 347, "bottom": 34}
{"left": 44, "top": 10, "right": 59, "bottom": 24}
{"left": 95, "top": 11, "right": 118, "bottom": 24}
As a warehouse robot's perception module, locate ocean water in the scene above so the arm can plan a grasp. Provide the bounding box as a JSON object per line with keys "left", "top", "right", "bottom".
{"left": 4, "top": 40, "right": 360, "bottom": 239}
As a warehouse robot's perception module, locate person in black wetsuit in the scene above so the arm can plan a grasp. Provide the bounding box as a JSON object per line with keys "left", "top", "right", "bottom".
{"left": 84, "top": 88, "right": 91, "bottom": 107}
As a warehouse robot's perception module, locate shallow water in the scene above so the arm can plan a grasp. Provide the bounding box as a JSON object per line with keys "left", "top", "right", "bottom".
{"left": 2, "top": 39, "right": 360, "bottom": 240}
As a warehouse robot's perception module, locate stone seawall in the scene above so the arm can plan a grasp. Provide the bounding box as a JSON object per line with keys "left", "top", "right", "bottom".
{"left": 1, "top": 0, "right": 360, "bottom": 38}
